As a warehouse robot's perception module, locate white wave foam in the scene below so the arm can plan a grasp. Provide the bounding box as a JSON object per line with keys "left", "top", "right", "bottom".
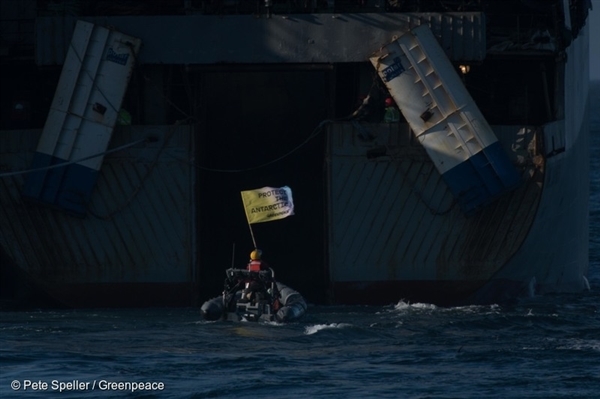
{"left": 304, "top": 323, "right": 352, "bottom": 335}
{"left": 391, "top": 300, "right": 500, "bottom": 315}
{"left": 393, "top": 300, "right": 437, "bottom": 311}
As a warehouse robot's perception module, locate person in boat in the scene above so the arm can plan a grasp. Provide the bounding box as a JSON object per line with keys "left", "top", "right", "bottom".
{"left": 202, "top": 249, "right": 304, "bottom": 321}
{"left": 247, "top": 249, "right": 270, "bottom": 272}
{"left": 241, "top": 249, "right": 280, "bottom": 308}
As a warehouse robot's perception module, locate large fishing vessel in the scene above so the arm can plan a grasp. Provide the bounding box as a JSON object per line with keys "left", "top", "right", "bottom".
{"left": 0, "top": 0, "right": 591, "bottom": 308}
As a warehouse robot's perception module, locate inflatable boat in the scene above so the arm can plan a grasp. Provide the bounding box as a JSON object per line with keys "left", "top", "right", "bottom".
{"left": 200, "top": 268, "right": 307, "bottom": 323}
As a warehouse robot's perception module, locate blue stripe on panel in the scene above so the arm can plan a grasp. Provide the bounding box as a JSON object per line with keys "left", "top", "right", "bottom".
{"left": 22, "top": 154, "right": 97, "bottom": 217}
{"left": 22, "top": 153, "right": 68, "bottom": 204}
{"left": 442, "top": 142, "right": 521, "bottom": 215}
{"left": 481, "top": 141, "right": 522, "bottom": 190}
{"left": 55, "top": 163, "right": 99, "bottom": 216}
{"left": 442, "top": 159, "right": 487, "bottom": 215}
{"left": 467, "top": 150, "right": 505, "bottom": 196}
{"left": 21, "top": 152, "right": 54, "bottom": 200}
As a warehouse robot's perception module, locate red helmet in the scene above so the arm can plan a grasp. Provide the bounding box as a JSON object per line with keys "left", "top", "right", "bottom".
{"left": 385, "top": 97, "right": 395, "bottom": 107}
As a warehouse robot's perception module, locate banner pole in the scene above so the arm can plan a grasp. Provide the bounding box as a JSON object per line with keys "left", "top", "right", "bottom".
{"left": 247, "top": 223, "right": 257, "bottom": 249}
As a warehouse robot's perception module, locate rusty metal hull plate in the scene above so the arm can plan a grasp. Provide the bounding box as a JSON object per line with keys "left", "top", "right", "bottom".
{"left": 0, "top": 126, "right": 195, "bottom": 307}
{"left": 326, "top": 122, "right": 542, "bottom": 302}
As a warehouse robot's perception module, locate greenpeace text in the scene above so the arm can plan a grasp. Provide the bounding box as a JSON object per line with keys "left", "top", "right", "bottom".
{"left": 11, "top": 379, "right": 165, "bottom": 393}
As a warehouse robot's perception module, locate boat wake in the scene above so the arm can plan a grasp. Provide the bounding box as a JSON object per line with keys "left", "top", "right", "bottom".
{"left": 304, "top": 323, "right": 353, "bottom": 335}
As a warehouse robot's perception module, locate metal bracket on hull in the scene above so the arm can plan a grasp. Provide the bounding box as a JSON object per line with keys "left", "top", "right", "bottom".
{"left": 22, "top": 20, "right": 141, "bottom": 216}
{"left": 370, "top": 25, "right": 521, "bottom": 215}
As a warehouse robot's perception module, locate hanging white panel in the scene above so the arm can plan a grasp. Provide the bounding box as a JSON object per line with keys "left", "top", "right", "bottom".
{"left": 370, "top": 25, "right": 520, "bottom": 215}
{"left": 22, "top": 20, "right": 141, "bottom": 216}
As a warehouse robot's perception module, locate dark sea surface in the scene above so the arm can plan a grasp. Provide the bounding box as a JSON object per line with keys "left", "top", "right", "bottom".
{"left": 1, "top": 82, "right": 600, "bottom": 398}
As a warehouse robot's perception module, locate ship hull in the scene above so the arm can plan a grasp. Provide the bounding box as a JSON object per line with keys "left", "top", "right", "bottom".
{"left": 0, "top": 3, "right": 591, "bottom": 308}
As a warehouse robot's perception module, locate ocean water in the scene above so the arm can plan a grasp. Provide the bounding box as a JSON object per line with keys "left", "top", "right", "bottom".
{"left": 1, "top": 83, "right": 599, "bottom": 399}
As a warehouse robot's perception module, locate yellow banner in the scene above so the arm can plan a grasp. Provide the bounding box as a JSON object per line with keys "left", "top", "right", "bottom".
{"left": 241, "top": 186, "right": 294, "bottom": 224}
